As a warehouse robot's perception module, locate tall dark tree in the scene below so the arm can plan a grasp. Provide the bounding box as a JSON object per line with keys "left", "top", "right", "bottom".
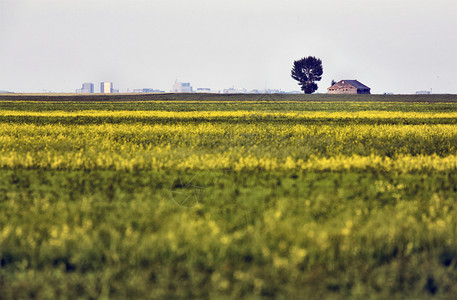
{"left": 291, "top": 56, "right": 323, "bottom": 94}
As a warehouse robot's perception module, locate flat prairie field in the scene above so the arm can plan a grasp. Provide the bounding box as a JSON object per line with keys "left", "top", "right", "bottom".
{"left": 1, "top": 94, "right": 457, "bottom": 299}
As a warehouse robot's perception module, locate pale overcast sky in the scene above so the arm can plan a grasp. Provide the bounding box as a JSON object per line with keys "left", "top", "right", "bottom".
{"left": 1, "top": 0, "right": 456, "bottom": 94}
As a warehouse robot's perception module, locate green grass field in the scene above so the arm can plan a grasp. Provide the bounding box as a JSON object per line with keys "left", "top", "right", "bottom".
{"left": 1, "top": 94, "right": 457, "bottom": 299}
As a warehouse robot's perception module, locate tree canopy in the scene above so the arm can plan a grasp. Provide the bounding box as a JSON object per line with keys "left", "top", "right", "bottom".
{"left": 291, "top": 56, "right": 323, "bottom": 94}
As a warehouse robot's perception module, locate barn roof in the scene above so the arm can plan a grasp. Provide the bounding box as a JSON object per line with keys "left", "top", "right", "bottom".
{"left": 340, "top": 80, "right": 370, "bottom": 90}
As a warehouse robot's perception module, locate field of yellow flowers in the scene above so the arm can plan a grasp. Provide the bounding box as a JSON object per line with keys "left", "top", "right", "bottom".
{"left": 1, "top": 97, "right": 457, "bottom": 299}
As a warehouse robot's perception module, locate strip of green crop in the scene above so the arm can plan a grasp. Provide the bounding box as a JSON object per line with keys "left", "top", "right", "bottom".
{"left": 1, "top": 99, "right": 457, "bottom": 112}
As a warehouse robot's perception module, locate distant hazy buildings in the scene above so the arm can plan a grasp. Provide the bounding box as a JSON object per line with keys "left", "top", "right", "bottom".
{"left": 76, "top": 82, "right": 94, "bottom": 93}
{"left": 328, "top": 80, "right": 371, "bottom": 94}
{"left": 172, "top": 81, "right": 193, "bottom": 93}
{"left": 220, "top": 87, "right": 285, "bottom": 94}
{"left": 132, "top": 88, "right": 165, "bottom": 93}
{"left": 255, "top": 89, "right": 284, "bottom": 94}
{"left": 416, "top": 90, "right": 431, "bottom": 95}
{"left": 223, "top": 87, "right": 247, "bottom": 94}
{"left": 196, "top": 88, "right": 212, "bottom": 93}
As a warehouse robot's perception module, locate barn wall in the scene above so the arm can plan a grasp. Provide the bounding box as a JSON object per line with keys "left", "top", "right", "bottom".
{"left": 328, "top": 81, "right": 371, "bottom": 94}
{"left": 328, "top": 89, "right": 358, "bottom": 94}
{"left": 328, "top": 83, "right": 358, "bottom": 94}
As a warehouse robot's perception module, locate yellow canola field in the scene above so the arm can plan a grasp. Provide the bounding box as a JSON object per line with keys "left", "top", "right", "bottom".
{"left": 1, "top": 112, "right": 457, "bottom": 172}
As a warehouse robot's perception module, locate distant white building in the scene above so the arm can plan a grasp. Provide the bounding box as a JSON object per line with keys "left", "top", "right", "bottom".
{"left": 100, "top": 82, "right": 117, "bottom": 93}
{"left": 76, "top": 82, "right": 94, "bottom": 93}
{"left": 172, "top": 81, "right": 193, "bottom": 93}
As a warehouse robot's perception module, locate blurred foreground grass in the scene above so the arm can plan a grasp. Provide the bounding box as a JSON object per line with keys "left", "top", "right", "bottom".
{"left": 2, "top": 170, "right": 457, "bottom": 299}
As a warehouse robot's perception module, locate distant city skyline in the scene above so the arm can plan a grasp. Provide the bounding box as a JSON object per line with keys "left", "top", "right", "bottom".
{"left": 1, "top": 78, "right": 441, "bottom": 95}
{"left": 72, "top": 80, "right": 300, "bottom": 94}
{"left": 1, "top": 0, "right": 456, "bottom": 94}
